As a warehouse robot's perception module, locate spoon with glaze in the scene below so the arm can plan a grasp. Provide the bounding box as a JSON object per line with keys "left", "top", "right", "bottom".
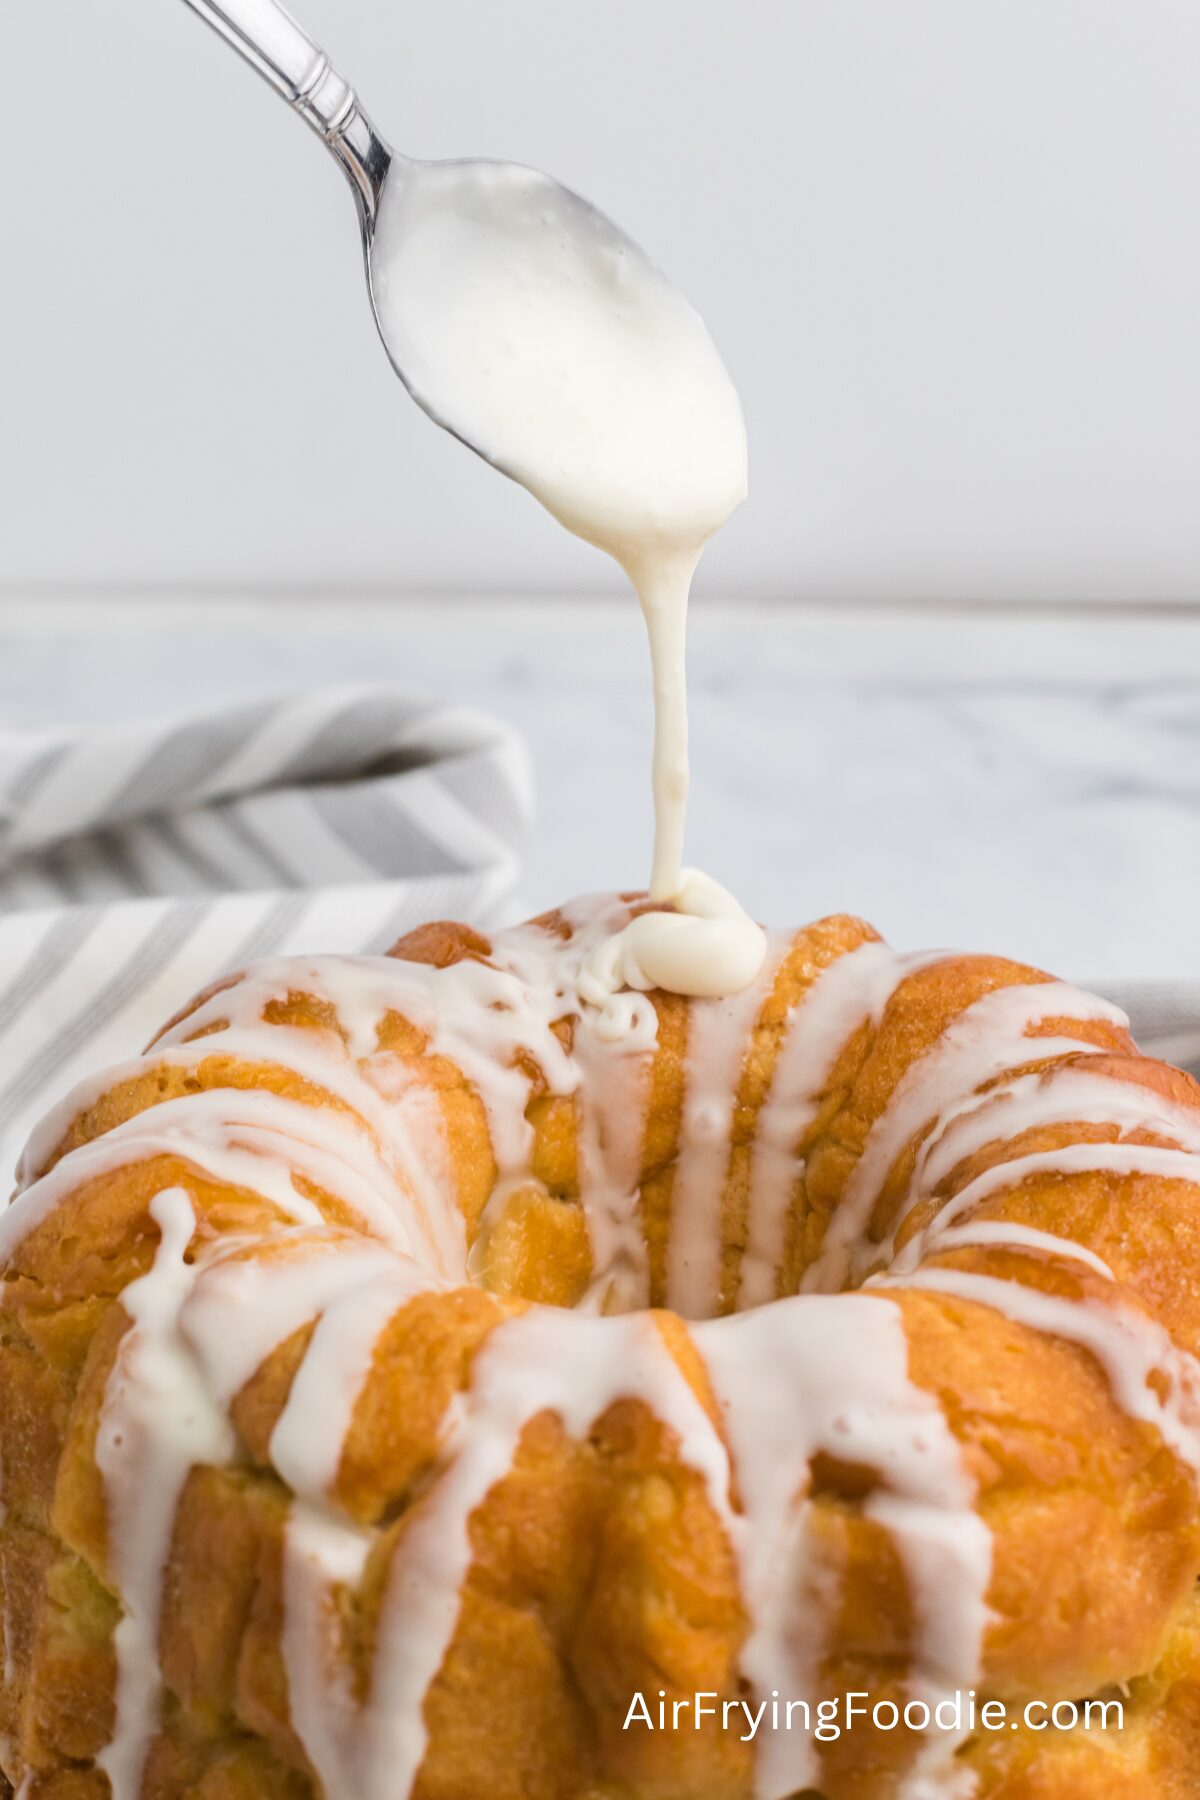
{"left": 178, "top": 0, "right": 762, "bottom": 1000}
{"left": 176, "top": 0, "right": 746, "bottom": 553}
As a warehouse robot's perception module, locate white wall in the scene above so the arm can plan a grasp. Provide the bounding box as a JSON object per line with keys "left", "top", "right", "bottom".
{"left": 3, "top": 0, "right": 1200, "bottom": 601}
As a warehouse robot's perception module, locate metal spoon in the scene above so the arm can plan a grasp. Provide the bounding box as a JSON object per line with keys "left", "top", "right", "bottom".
{"left": 176, "top": 0, "right": 672, "bottom": 482}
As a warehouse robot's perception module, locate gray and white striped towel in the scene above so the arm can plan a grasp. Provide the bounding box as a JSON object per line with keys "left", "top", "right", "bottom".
{"left": 1100, "top": 984, "right": 1200, "bottom": 1086}
{"left": 0, "top": 686, "right": 532, "bottom": 1184}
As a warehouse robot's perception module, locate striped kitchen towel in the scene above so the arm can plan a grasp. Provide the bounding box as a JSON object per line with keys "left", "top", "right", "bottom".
{"left": 1101, "top": 983, "right": 1200, "bottom": 1083}
{"left": 0, "top": 686, "right": 532, "bottom": 1185}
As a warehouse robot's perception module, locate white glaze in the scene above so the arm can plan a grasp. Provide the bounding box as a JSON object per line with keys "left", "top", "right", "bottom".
{"left": 0, "top": 1085, "right": 431, "bottom": 1262}
{"left": 280, "top": 1506, "right": 375, "bottom": 1789}
{"left": 916, "top": 1063, "right": 1200, "bottom": 1200}
{"left": 179, "top": 1234, "right": 435, "bottom": 1412}
{"left": 882, "top": 1067, "right": 1200, "bottom": 1276}
{"left": 370, "top": 163, "right": 747, "bottom": 564}
{"left": 924, "top": 1220, "right": 1116, "bottom": 1280}
{"left": 894, "top": 1141, "right": 1200, "bottom": 1277}
{"left": 371, "top": 160, "right": 761, "bottom": 1001}
{"left": 281, "top": 1294, "right": 989, "bottom": 1800}
{"left": 95, "top": 1216, "right": 439, "bottom": 1799}
{"left": 570, "top": 1012, "right": 656, "bottom": 1312}
{"left": 582, "top": 869, "right": 769, "bottom": 1007}
{"left": 665, "top": 933, "right": 789, "bottom": 1318}
{"left": 804, "top": 981, "right": 1129, "bottom": 1293}
{"left": 886, "top": 1267, "right": 1200, "bottom": 1476}
{"left": 95, "top": 1190, "right": 235, "bottom": 1798}
{"left": 700, "top": 1293, "right": 991, "bottom": 1799}
{"left": 738, "top": 943, "right": 941, "bottom": 1310}
{"left": 271, "top": 1268, "right": 432, "bottom": 1499}
{"left": 285, "top": 1307, "right": 736, "bottom": 1799}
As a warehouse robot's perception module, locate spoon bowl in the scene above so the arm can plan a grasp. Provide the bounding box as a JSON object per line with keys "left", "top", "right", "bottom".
{"left": 363, "top": 156, "right": 744, "bottom": 549}
{"left": 362, "top": 155, "right": 651, "bottom": 483}
{"left": 178, "top": 0, "right": 745, "bottom": 547}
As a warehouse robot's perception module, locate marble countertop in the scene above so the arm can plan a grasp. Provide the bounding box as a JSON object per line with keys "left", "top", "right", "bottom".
{"left": 1, "top": 596, "right": 1198, "bottom": 988}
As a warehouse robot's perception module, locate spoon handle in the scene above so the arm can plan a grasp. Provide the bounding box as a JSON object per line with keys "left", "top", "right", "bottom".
{"left": 179, "top": 0, "right": 392, "bottom": 225}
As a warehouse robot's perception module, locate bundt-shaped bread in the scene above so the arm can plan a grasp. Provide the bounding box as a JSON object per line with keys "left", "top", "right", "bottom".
{"left": 2, "top": 894, "right": 1200, "bottom": 1799}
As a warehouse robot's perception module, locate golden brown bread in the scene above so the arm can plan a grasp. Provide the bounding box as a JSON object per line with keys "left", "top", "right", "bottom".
{"left": 0, "top": 896, "right": 1198, "bottom": 1798}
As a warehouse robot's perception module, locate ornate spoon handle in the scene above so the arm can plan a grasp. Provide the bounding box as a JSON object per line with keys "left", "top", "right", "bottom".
{"left": 179, "top": 0, "right": 393, "bottom": 225}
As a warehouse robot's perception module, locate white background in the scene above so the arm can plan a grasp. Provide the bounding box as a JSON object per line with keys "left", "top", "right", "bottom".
{"left": 4, "top": 0, "right": 1200, "bottom": 602}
